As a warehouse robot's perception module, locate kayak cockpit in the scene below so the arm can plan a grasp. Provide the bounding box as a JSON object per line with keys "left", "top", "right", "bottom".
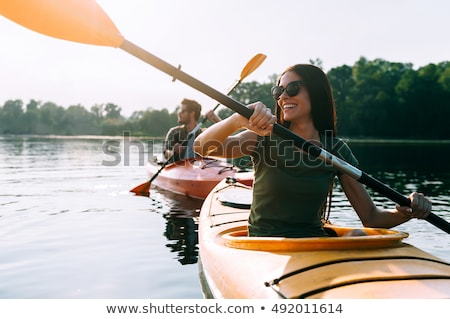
{"left": 221, "top": 225, "right": 409, "bottom": 251}
{"left": 214, "top": 183, "right": 409, "bottom": 251}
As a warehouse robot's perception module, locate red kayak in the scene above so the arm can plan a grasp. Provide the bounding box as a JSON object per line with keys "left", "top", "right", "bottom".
{"left": 146, "top": 157, "right": 254, "bottom": 200}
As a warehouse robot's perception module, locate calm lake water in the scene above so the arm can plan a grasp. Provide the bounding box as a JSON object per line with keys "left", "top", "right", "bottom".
{"left": 0, "top": 135, "right": 449, "bottom": 298}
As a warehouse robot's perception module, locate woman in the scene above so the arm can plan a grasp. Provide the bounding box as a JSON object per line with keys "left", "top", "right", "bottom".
{"left": 194, "top": 64, "right": 432, "bottom": 237}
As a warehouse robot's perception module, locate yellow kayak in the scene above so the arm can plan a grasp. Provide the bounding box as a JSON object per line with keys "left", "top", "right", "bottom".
{"left": 198, "top": 178, "right": 450, "bottom": 299}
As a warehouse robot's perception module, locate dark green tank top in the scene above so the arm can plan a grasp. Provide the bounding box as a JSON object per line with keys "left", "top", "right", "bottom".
{"left": 248, "top": 134, "right": 358, "bottom": 238}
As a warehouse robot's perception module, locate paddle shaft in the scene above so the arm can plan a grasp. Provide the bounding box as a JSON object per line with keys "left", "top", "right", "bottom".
{"left": 148, "top": 155, "right": 175, "bottom": 184}
{"left": 193, "top": 77, "right": 242, "bottom": 136}
{"left": 187, "top": 52, "right": 266, "bottom": 130}
{"left": 129, "top": 144, "right": 186, "bottom": 195}
{"left": 120, "top": 39, "right": 450, "bottom": 234}
{"left": 209, "top": 77, "right": 245, "bottom": 116}
{"left": 175, "top": 54, "right": 264, "bottom": 156}
{"left": 183, "top": 79, "right": 241, "bottom": 157}
{"left": 131, "top": 52, "right": 263, "bottom": 194}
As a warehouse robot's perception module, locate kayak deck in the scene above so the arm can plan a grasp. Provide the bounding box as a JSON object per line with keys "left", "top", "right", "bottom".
{"left": 198, "top": 179, "right": 450, "bottom": 299}
{"left": 146, "top": 157, "right": 253, "bottom": 199}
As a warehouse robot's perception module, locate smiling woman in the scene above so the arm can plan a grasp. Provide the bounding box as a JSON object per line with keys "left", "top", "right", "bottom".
{"left": 194, "top": 63, "right": 450, "bottom": 236}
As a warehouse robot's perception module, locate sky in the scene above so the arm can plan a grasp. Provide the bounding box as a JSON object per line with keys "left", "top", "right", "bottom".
{"left": 1, "top": 0, "right": 449, "bottom": 117}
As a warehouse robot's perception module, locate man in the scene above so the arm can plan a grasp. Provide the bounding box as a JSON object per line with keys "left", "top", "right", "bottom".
{"left": 163, "top": 98, "right": 220, "bottom": 161}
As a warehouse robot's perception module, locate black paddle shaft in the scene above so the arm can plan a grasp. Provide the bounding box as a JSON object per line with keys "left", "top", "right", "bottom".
{"left": 120, "top": 39, "right": 450, "bottom": 234}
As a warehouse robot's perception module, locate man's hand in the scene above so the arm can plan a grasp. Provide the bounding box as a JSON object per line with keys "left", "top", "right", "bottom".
{"left": 205, "top": 110, "right": 222, "bottom": 123}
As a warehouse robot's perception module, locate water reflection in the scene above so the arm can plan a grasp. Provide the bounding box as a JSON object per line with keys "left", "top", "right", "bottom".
{"left": 163, "top": 212, "right": 199, "bottom": 265}
{"left": 349, "top": 141, "right": 450, "bottom": 191}
{"left": 2, "top": 136, "right": 447, "bottom": 298}
{"left": 148, "top": 188, "right": 202, "bottom": 265}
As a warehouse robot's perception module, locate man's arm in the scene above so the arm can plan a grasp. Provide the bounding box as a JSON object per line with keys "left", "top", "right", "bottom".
{"left": 163, "top": 127, "right": 177, "bottom": 160}
{"left": 205, "top": 110, "right": 221, "bottom": 123}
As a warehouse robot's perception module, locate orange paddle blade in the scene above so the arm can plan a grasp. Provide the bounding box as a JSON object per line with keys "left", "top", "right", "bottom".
{"left": 130, "top": 181, "right": 150, "bottom": 197}
{"left": 239, "top": 53, "right": 266, "bottom": 81}
{"left": 0, "top": 0, "right": 124, "bottom": 47}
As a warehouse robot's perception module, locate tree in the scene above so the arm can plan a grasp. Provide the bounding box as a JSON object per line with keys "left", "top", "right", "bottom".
{"left": 38, "top": 102, "right": 66, "bottom": 134}
{"left": 64, "top": 104, "right": 99, "bottom": 135}
{"left": 23, "top": 99, "right": 40, "bottom": 133}
{"left": 1, "top": 99, "right": 25, "bottom": 134}
{"left": 104, "top": 103, "right": 122, "bottom": 119}
{"left": 1, "top": 57, "right": 449, "bottom": 138}
{"left": 327, "top": 65, "right": 356, "bottom": 136}
{"left": 91, "top": 103, "right": 104, "bottom": 124}
{"left": 137, "top": 108, "right": 173, "bottom": 137}
{"left": 224, "top": 78, "right": 275, "bottom": 119}
{"left": 396, "top": 63, "right": 450, "bottom": 138}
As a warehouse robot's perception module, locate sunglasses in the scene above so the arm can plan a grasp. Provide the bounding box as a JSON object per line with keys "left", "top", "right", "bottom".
{"left": 271, "top": 80, "right": 305, "bottom": 100}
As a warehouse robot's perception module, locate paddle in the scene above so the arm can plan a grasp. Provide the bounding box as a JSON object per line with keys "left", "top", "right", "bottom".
{"left": 188, "top": 53, "right": 267, "bottom": 143}
{"left": 129, "top": 53, "right": 266, "bottom": 196}
{"left": 130, "top": 153, "right": 176, "bottom": 197}
{"left": 181, "top": 53, "right": 266, "bottom": 159}
{"left": 1, "top": 0, "right": 449, "bottom": 234}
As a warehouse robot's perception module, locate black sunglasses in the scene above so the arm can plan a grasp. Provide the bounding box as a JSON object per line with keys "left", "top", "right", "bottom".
{"left": 271, "top": 80, "right": 305, "bottom": 100}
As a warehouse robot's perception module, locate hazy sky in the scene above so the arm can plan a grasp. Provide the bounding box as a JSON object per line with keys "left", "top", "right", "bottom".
{"left": 1, "top": 0, "right": 449, "bottom": 117}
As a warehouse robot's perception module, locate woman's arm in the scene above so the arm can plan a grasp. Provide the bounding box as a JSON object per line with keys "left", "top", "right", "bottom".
{"left": 194, "top": 102, "right": 275, "bottom": 158}
{"left": 339, "top": 174, "right": 432, "bottom": 228}
{"left": 194, "top": 113, "right": 257, "bottom": 158}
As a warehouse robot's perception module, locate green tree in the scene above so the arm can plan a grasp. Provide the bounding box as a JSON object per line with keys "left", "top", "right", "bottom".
{"left": 1, "top": 99, "right": 25, "bottom": 134}
{"left": 341, "top": 58, "right": 414, "bottom": 137}
{"left": 104, "top": 103, "right": 122, "bottom": 119}
{"left": 64, "top": 104, "right": 99, "bottom": 135}
{"left": 224, "top": 78, "right": 275, "bottom": 119}
{"left": 98, "top": 103, "right": 125, "bottom": 135}
{"left": 22, "top": 99, "right": 40, "bottom": 134}
{"left": 138, "top": 108, "right": 173, "bottom": 137}
{"left": 91, "top": 103, "right": 104, "bottom": 125}
{"left": 396, "top": 62, "right": 450, "bottom": 138}
{"left": 38, "top": 102, "right": 66, "bottom": 134}
{"left": 327, "top": 65, "right": 356, "bottom": 136}
{"left": 1, "top": 58, "right": 449, "bottom": 139}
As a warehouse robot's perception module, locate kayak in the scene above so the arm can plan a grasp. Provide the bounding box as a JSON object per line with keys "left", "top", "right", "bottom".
{"left": 198, "top": 178, "right": 450, "bottom": 299}
{"left": 146, "top": 157, "right": 254, "bottom": 200}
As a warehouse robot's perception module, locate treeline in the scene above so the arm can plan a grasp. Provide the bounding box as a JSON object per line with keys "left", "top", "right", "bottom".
{"left": 0, "top": 99, "right": 178, "bottom": 137}
{"left": 1, "top": 57, "right": 449, "bottom": 139}
{"left": 329, "top": 57, "right": 450, "bottom": 139}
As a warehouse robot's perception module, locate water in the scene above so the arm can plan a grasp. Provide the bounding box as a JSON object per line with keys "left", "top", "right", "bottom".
{"left": 0, "top": 136, "right": 449, "bottom": 298}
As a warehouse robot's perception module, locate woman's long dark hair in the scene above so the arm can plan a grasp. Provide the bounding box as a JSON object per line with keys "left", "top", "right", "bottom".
{"left": 274, "top": 64, "right": 338, "bottom": 223}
